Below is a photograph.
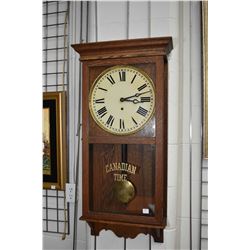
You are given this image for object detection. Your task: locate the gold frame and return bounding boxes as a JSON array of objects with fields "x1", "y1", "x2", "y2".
[
  {"x1": 202, "y1": 1, "x2": 208, "y2": 159},
  {"x1": 43, "y1": 91, "x2": 67, "y2": 190},
  {"x1": 89, "y1": 65, "x2": 156, "y2": 136}
]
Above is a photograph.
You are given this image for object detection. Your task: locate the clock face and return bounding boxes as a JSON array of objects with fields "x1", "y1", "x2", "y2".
[{"x1": 89, "y1": 66, "x2": 155, "y2": 135}]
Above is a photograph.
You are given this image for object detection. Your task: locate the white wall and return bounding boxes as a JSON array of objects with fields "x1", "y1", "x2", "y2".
[{"x1": 43, "y1": 1, "x2": 203, "y2": 250}]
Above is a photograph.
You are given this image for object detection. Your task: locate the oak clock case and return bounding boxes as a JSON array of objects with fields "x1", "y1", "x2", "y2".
[{"x1": 72, "y1": 37, "x2": 173, "y2": 243}]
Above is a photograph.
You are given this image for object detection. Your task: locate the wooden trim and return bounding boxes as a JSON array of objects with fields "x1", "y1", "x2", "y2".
[
  {"x1": 154, "y1": 56, "x2": 165, "y2": 222},
  {"x1": 88, "y1": 136, "x2": 156, "y2": 145},
  {"x1": 72, "y1": 37, "x2": 173, "y2": 61},
  {"x1": 87, "y1": 221, "x2": 164, "y2": 242},
  {"x1": 82, "y1": 64, "x2": 90, "y2": 214},
  {"x1": 81, "y1": 212, "x2": 163, "y2": 226}
]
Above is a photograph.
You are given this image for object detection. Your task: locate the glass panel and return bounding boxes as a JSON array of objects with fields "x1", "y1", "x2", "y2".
[{"x1": 89, "y1": 144, "x2": 155, "y2": 216}]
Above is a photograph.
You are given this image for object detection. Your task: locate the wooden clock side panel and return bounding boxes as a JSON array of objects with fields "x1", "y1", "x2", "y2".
[
  {"x1": 154, "y1": 56, "x2": 168, "y2": 224},
  {"x1": 82, "y1": 63, "x2": 90, "y2": 215},
  {"x1": 163, "y1": 60, "x2": 169, "y2": 219}
]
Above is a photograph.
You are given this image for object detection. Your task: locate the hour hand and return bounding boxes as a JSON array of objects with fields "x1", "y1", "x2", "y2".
[
  {"x1": 120, "y1": 94, "x2": 137, "y2": 102},
  {"x1": 120, "y1": 98, "x2": 150, "y2": 104},
  {"x1": 121, "y1": 99, "x2": 140, "y2": 104},
  {"x1": 120, "y1": 98, "x2": 138, "y2": 103}
]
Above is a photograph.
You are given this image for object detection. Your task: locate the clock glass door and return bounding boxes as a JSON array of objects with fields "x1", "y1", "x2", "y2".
[{"x1": 89, "y1": 143, "x2": 156, "y2": 216}]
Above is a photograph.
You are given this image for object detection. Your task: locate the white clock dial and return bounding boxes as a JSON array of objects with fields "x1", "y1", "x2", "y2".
[{"x1": 89, "y1": 66, "x2": 155, "y2": 135}]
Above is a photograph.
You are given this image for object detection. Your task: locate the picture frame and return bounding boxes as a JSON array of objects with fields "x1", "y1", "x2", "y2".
[
  {"x1": 43, "y1": 91, "x2": 67, "y2": 190},
  {"x1": 202, "y1": 1, "x2": 208, "y2": 159}
]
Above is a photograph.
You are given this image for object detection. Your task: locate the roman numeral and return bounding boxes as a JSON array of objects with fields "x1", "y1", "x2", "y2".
[
  {"x1": 107, "y1": 75, "x2": 115, "y2": 85},
  {"x1": 120, "y1": 119, "x2": 125, "y2": 129},
  {"x1": 94, "y1": 98, "x2": 105, "y2": 104},
  {"x1": 141, "y1": 97, "x2": 151, "y2": 102},
  {"x1": 106, "y1": 115, "x2": 115, "y2": 126},
  {"x1": 98, "y1": 87, "x2": 108, "y2": 92},
  {"x1": 137, "y1": 83, "x2": 147, "y2": 91},
  {"x1": 97, "y1": 106, "x2": 107, "y2": 117},
  {"x1": 131, "y1": 74, "x2": 137, "y2": 84},
  {"x1": 119, "y1": 71, "x2": 126, "y2": 81},
  {"x1": 137, "y1": 106, "x2": 148, "y2": 117},
  {"x1": 131, "y1": 117, "x2": 137, "y2": 125}
]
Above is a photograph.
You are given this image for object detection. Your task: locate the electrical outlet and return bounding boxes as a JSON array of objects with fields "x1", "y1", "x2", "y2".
[{"x1": 66, "y1": 183, "x2": 76, "y2": 203}]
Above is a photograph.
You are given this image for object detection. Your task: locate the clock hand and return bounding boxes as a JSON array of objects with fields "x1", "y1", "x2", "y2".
[
  {"x1": 132, "y1": 99, "x2": 140, "y2": 104},
  {"x1": 120, "y1": 98, "x2": 135, "y2": 103},
  {"x1": 120, "y1": 95, "x2": 137, "y2": 102},
  {"x1": 134, "y1": 90, "x2": 151, "y2": 97},
  {"x1": 120, "y1": 90, "x2": 151, "y2": 102},
  {"x1": 119, "y1": 99, "x2": 146, "y2": 104}
]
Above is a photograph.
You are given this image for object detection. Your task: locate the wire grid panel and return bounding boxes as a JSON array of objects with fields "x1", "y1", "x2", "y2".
[
  {"x1": 43, "y1": 1, "x2": 69, "y2": 92},
  {"x1": 200, "y1": 160, "x2": 208, "y2": 249},
  {"x1": 43, "y1": 1, "x2": 70, "y2": 235},
  {"x1": 43, "y1": 189, "x2": 69, "y2": 234}
]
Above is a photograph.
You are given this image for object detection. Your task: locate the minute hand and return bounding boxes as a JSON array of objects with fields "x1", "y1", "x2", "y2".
[{"x1": 120, "y1": 90, "x2": 151, "y2": 102}]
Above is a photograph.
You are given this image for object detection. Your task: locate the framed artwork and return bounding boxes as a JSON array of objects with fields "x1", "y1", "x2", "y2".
[
  {"x1": 43, "y1": 91, "x2": 67, "y2": 190},
  {"x1": 202, "y1": 1, "x2": 208, "y2": 159}
]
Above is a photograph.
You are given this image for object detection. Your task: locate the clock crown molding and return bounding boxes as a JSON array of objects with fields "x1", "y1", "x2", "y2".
[{"x1": 71, "y1": 37, "x2": 173, "y2": 61}]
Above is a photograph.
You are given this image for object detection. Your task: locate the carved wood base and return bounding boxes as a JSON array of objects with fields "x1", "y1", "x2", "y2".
[{"x1": 87, "y1": 221, "x2": 164, "y2": 243}]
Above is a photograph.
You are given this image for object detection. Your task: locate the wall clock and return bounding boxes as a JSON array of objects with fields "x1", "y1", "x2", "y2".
[{"x1": 72, "y1": 37, "x2": 173, "y2": 242}]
